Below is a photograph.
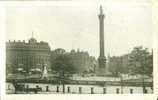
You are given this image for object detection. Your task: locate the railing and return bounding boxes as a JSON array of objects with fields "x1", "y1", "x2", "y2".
[
  {"x1": 6, "y1": 78, "x2": 153, "y2": 87},
  {"x1": 7, "y1": 83, "x2": 153, "y2": 94}
]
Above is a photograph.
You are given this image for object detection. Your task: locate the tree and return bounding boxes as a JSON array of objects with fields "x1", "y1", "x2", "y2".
[
  {"x1": 50, "y1": 48, "x2": 66, "y2": 71},
  {"x1": 52, "y1": 53, "x2": 75, "y2": 93},
  {"x1": 53, "y1": 54, "x2": 75, "y2": 75},
  {"x1": 128, "y1": 46, "x2": 153, "y2": 93},
  {"x1": 128, "y1": 46, "x2": 153, "y2": 77}
]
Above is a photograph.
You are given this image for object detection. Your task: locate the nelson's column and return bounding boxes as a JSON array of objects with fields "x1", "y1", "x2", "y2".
[{"x1": 97, "y1": 6, "x2": 106, "y2": 76}]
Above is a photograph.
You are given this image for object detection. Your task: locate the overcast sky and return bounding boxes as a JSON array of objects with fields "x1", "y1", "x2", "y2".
[{"x1": 6, "y1": 2, "x2": 152, "y2": 58}]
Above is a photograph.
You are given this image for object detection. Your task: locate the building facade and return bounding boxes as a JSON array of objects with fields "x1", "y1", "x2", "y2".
[
  {"x1": 6, "y1": 37, "x2": 51, "y2": 75},
  {"x1": 50, "y1": 49, "x2": 97, "y2": 74},
  {"x1": 69, "y1": 49, "x2": 97, "y2": 73}
]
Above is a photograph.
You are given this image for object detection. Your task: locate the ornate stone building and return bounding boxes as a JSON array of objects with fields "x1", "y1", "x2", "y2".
[{"x1": 6, "y1": 36, "x2": 51, "y2": 74}]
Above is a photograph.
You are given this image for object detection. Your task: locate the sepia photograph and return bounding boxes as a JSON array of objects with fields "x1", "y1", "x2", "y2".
[{"x1": 4, "y1": 2, "x2": 153, "y2": 95}]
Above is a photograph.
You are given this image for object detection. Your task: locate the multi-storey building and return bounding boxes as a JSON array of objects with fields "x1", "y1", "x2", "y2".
[
  {"x1": 69, "y1": 49, "x2": 97, "y2": 73},
  {"x1": 6, "y1": 36, "x2": 51, "y2": 74}
]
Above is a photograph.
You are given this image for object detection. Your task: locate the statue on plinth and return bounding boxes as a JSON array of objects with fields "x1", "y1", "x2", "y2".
[{"x1": 41, "y1": 64, "x2": 48, "y2": 79}]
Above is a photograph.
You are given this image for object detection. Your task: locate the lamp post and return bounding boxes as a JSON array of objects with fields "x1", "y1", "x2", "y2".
[
  {"x1": 142, "y1": 58, "x2": 146, "y2": 93},
  {"x1": 62, "y1": 70, "x2": 65, "y2": 93},
  {"x1": 119, "y1": 72, "x2": 123, "y2": 94},
  {"x1": 142, "y1": 70, "x2": 145, "y2": 93},
  {"x1": 136, "y1": 61, "x2": 145, "y2": 93}
]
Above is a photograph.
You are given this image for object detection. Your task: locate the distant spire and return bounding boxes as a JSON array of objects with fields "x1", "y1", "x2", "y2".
[
  {"x1": 100, "y1": 5, "x2": 103, "y2": 14},
  {"x1": 29, "y1": 31, "x2": 37, "y2": 43}
]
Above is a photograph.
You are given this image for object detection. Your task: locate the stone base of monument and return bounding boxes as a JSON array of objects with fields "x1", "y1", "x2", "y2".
[
  {"x1": 96, "y1": 67, "x2": 111, "y2": 76},
  {"x1": 96, "y1": 67, "x2": 106, "y2": 76}
]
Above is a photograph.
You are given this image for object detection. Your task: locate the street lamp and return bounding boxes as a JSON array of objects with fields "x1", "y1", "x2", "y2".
[
  {"x1": 142, "y1": 59, "x2": 146, "y2": 93},
  {"x1": 136, "y1": 61, "x2": 146, "y2": 93},
  {"x1": 119, "y1": 72, "x2": 123, "y2": 94},
  {"x1": 62, "y1": 70, "x2": 65, "y2": 93}
]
